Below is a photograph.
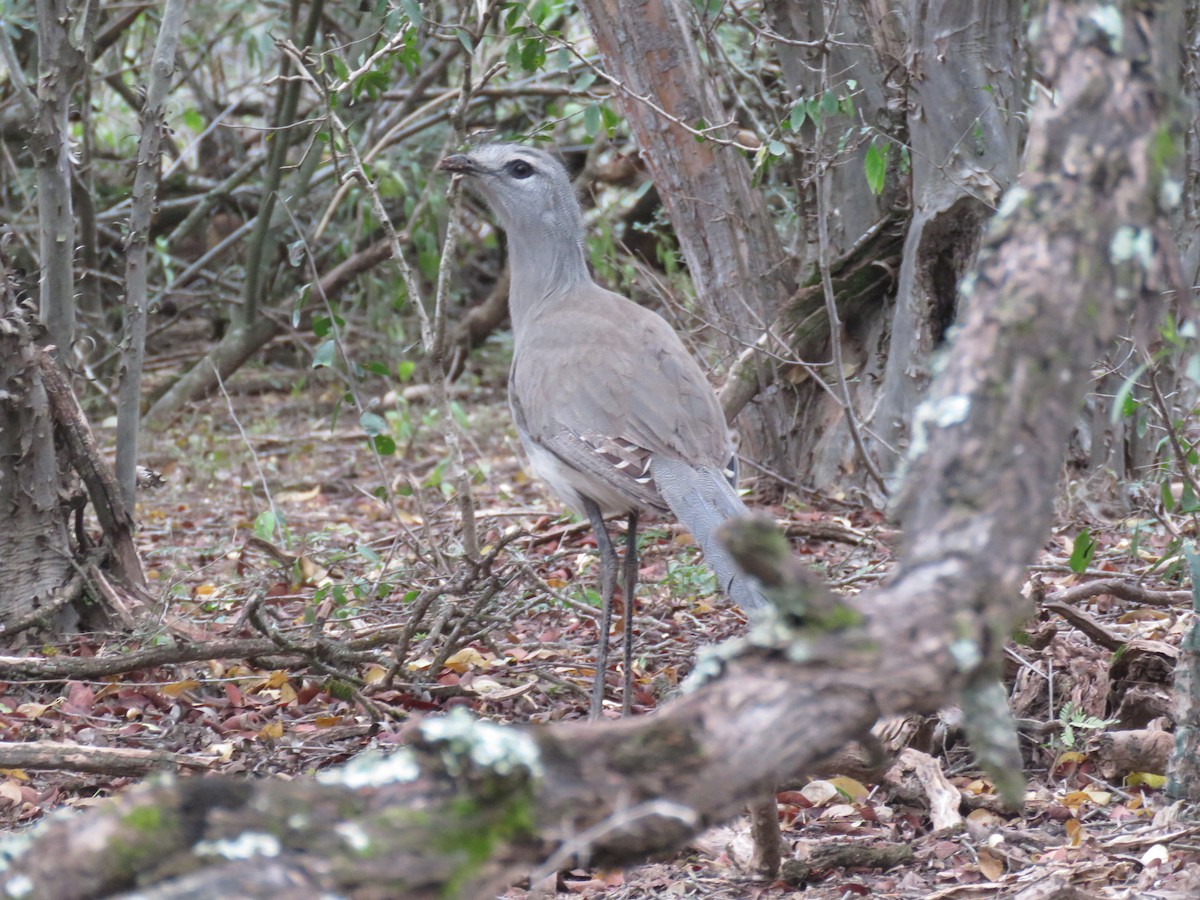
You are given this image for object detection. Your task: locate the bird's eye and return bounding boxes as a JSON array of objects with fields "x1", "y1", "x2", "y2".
[{"x1": 507, "y1": 160, "x2": 534, "y2": 179}]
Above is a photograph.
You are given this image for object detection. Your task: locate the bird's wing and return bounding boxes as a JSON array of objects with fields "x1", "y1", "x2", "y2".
[{"x1": 511, "y1": 285, "x2": 734, "y2": 468}]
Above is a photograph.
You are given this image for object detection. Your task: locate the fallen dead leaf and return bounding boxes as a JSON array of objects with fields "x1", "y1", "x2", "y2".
[{"x1": 977, "y1": 846, "x2": 1005, "y2": 882}]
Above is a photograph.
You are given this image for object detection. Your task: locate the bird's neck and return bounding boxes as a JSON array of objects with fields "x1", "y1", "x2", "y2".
[{"x1": 506, "y1": 228, "x2": 592, "y2": 336}]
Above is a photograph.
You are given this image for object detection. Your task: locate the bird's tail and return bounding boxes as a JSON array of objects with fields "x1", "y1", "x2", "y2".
[{"x1": 651, "y1": 457, "x2": 768, "y2": 611}]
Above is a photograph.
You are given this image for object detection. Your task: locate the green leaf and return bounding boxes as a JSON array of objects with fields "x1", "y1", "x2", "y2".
[
  {"x1": 1162, "y1": 478, "x2": 1176, "y2": 512},
  {"x1": 396, "y1": 360, "x2": 416, "y2": 382},
  {"x1": 1110, "y1": 360, "x2": 1150, "y2": 423},
  {"x1": 372, "y1": 434, "x2": 397, "y2": 456},
  {"x1": 1121, "y1": 391, "x2": 1140, "y2": 418},
  {"x1": 456, "y1": 28, "x2": 473, "y2": 54},
  {"x1": 787, "y1": 101, "x2": 807, "y2": 132},
  {"x1": 1069, "y1": 530, "x2": 1096, "y2": 574},
  {"x1": 360, "y1": 412, "x2": 388, "y2": 436},
  {"x1": 768, "y1": 140, "x2": 787, "y2": 157},
  {"x1": 1182, "y1": 480, "x2": 1200, "y2": 513},
  {"x1": 1187, "y1": 353, "x2": 1200, "y2": 385},
  {"x1": 313, "y1": 314, "x2": 344, "y2": 338},
  {"x1": 364, "y1": 361, "x2": 390, "y2": 377},
  {"x1": 312, "y1": 340, "x2": 336, "y2": 369},
  {"x1": 503, "y1": 3, "x2": 523, "y2": 31},
  {"x1": 253, "y1": 509, "x2": 277, "y2": 541},
  {"x1": 505, "y1": 41, "x2": 522, "y2": 73},
  {"x1": 519, "y1": 38, "x2": 545, "y2": 71},
  {"x1": 400, "y1": 0, "x2": 422, "y2": 25},
  {"x1": 600, "y1": 104, "x2": 620, "y2": 135},
  {"x1": 1182, "y1": 542, "x2": 1200, "y2": 612},
  {"x1": 583, "y1": 103, "x2": 600, "y2": 137},
  {"x1": 864, "y1": 140, "x2": 887, "y2": 195},
  {"x1": 182, "y1": 108, "x2": 205, "y2": 132}
]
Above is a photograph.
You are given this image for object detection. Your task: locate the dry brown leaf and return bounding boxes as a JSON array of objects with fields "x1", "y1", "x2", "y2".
[
  {"x1": 977, "y1": 846, "x2": 1005, "y2": 882},
  {"x1": 828, "y1": 776, "x2": 870, "y2": 802},
  {"x1": 0, "y1": 781, "x2": 23, "y2": 806},
  {"x1": 444, "y1": 647, "x2": 488, "y2": 673},
  {"x1": 161, "y1": 679, "x2": 200, "y2": 698},
  {"x1": 1064, "y1": 818, "x2": 1084, "y2": 847}
]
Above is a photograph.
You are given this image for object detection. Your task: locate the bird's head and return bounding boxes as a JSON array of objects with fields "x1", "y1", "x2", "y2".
[{"x1": 438, "y1": 143, "x2": 583, "y2": 239}]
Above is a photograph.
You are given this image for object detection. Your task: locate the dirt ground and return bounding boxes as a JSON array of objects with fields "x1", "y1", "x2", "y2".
[{"x1": 2, "y1": 340, "x2": 1199, "y2": 898}]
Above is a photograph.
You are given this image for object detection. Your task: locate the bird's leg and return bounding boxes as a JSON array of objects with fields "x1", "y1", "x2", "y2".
[
  {"x1": 583, "y1": 497, "x2": 616, "y2": 720},
  {"x1": 621, "y1": 511, "x2": 639, "y2": 717}
]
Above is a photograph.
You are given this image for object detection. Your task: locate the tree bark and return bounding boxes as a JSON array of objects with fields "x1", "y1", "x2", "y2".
[
  {"x1": 0, "y1": 296, "x2": 74, "y2": 633},
  {"x1": 0, "y1": 2, "x2": 1180, "y2": 896},
  {"x1": 869, "y1": 0, "x2": 1026, "y2": 482},
  {"x1": 115, "y1": 0, "x2": 189, "y2": 510},
  {"x1": 578, "y1": 1, "x2": 1029, "y2": 495},
  {"x1": 32, "y1": 0, "x2": 83, "y2": 355}
]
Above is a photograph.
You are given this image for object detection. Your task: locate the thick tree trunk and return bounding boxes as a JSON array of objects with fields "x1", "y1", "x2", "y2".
[
  {"x1": 0, "y1": 271, "x2": 148, "y2": 639},
  {"x1": 0, "y1": 298, "x2": 75, "y2": 633},
  {"x1": 763, "y1": 0, "x2": 1027, "y2": 493},
  {"x1": 0, "y1": 2, "x2": 1180, "y2": 895},
  {"x1": 582, "y1": 0, "x2": 1027, "y2": 497},
  {"x1": 869, "y1": 0, "x2": 1026, "y2": 482},
  {"x1": 767, "y1": 0, "x2": 903, "y2": 261}
]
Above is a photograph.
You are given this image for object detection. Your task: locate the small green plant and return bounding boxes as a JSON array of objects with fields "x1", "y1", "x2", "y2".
[
  {"x1": 664, "y1": 552, "x2": 716, "y2": 600},
  {"x1": 1055, "y1": 701, "x2": 1114, "y2": 751},
  {"x1": 1068, "y1": 529, "x2": 1096, "y2": 573}
]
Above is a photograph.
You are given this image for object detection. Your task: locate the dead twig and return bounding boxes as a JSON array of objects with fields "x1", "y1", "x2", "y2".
[
  {"x1": 1044, "y1": 577, "x2": 1192, "y2": 608},
  {"x1": 0, "y1": 741, "x2": 212, "y2": 777}
]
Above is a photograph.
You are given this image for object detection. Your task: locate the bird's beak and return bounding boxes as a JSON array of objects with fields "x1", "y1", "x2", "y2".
[{"x1": 438, "y1": 154, "x2": 478, "y2": 176}]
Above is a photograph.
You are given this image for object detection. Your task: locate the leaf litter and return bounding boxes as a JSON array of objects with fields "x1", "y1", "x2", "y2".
[{"x1": 0, "y1": 364, "x2": 1197, "y2": 898}]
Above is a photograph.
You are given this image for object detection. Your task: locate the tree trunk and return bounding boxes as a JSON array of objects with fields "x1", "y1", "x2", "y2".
[
  {"x1": 0, "y1": 296, "x2": 76, "y2": 633},
  {"x1": 581, "y1": 0, "x2": 1027, "y2": 497},
  {"x1": 115, "y1": 0, "x2": 188, "y2": 510},
  {"x1": 0, "y1": 268, "x2": 149, "y2": 639},
  {"x1": 869, "y1": 0, "x2": 1026, "y2": 474},
  {"x1": 32, "y1": 0, "x2": 82, "y2": 356},
  {"x1": 0, "y1": 2, "x2": 1180, "y2": 894}
]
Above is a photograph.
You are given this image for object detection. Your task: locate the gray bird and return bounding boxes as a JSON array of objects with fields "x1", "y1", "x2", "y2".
[{"x1": 439, "y1": 143, "x2": 765, "y2": 718}]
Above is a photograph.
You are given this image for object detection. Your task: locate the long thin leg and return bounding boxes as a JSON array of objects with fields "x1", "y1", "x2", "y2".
[
  {"x1": 582, "y1": 497, "x2": 616, "y2": 720},
  {"x1": 620, "y1": 511, "x2": 639, "y2": 717},
  {"x1": 748, "y1": 793, "x2": 782, "y2": 877}
]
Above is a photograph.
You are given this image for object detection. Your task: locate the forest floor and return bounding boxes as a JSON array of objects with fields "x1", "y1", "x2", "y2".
[{"x1": 3, "y1": 337, "x2": 1200, "y2": 898}]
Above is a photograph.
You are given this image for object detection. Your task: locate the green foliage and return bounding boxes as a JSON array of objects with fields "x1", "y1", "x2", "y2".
[
  {"x1": 1054, "y1": 701, "x2": 1114, "y2": 752},
  {"x1": 1068, "y1": 529, "x2": 1095, "y2": 574},
  {"x1": 1185, "y1": 541, "x2": 1200, "y2": 610},
  {"x1": 253, "y1": 509, "x2": 279, "y2": 542},
  {"x1": 665, "y1": 553, "x2": 717, "y2": 599},
  {"x1": 864, "y1": 139, "x2": 888, "y2": 195},
  {"x1": 1110, "y1": 317, "x2": 1200, "y2": 579},
  {"x1": 784, "y1": 85, "x2": 856, "y2": 133}
]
